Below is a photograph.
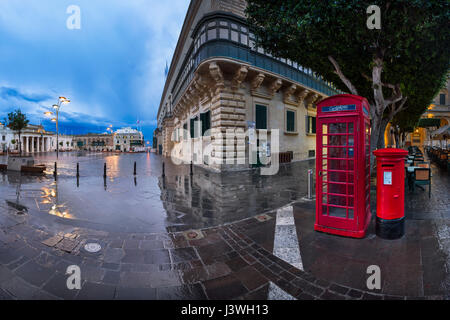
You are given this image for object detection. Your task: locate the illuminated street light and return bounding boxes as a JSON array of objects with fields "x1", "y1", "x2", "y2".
[{"x1": 48, "y1": 97, "x2": 70, "y2": 158}]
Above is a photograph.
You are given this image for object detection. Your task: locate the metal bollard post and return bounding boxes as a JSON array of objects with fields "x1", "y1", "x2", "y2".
[
  {"x1": 103, "y1": 163, "x2": 107, "y2": 178},
  {"x1": 190, "y1": 161, "x2": 193, "y2": 176},
  {"x1": 76, "y1": 163, "x2": 79, "y2": 177},
  {"x1": 54, "y1": 162, "x2": 57, "y2": 177},
  {"x1": 134, "y1": 161, "x2": 137, "y2": 176},
  {"x1": 307, "y1": 169, "x2": 313, "y2": 199}
]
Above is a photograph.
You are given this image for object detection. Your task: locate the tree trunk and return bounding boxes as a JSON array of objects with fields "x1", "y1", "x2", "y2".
[
  {"x1": 393, "y1": 126, "x2": 400, "y2": 148},
  {"x1": 400, "y1": 132, "x2": 407, "y2": 148},
  {"x1": 18, "y1": 132, "x2": 22, "y2": 156},
  {"x1": 378, "y1": 118, "x2": 389, "y2": 149},
  {"x1": 369, "y1": 114, "x2": 381, "y2": 174}
]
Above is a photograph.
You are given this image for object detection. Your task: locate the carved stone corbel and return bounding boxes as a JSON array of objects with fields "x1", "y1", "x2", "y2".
[
  {"x1": 312, "y1": 94, "x2": 324, "y2": 108},
  {"x1": 231, "y1": 66, "x2": 248, "y2": 91},
  {"x1": 268, "y1": 78, "x2": 282, "y2": 96},
  {"x1": 209, "y1": 62, "x2": 224, "y2": 90},
  {"x1": 283, "y1": 84, "x2": 297, "y2": 103},
  {"x1": 251, "y1": 73, "x2": 265, "y2": 91},
  {"x1": 305, "y1": 92, "x2": 319, "y2": 109},
  {"x1": 297, "y1": 89, "x2": 310, "y2": 107}
]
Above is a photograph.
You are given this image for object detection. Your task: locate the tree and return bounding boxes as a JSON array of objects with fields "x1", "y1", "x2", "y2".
[
  {"x1": 390, "y1": 74, "x2": 447, "y2": 147},
  {"x1": 4, "y1": 109, "x2": 29, "y2": 155},
  {"x1": 246, "y1": 0, "x2": 450, "y2": 166}
]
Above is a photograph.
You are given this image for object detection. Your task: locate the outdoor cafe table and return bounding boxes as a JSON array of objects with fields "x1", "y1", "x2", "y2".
[
  {"x1": 406, "y1": 166, "x2": 421, "y2": 173},
  {"x1": 405, "y1": 165, "x2": 421, "y2": 191}
]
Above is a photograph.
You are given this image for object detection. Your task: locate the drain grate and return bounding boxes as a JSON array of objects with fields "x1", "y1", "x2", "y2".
[
  {"x1": 84, "y1": 242, "x2": 102, "y2": 253},
  {"x1": 183, "y1": 230, "x2": 204, "y2": 240}
]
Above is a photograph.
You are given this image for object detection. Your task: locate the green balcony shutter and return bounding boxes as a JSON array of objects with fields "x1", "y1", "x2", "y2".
[
  {"x1": 256, "y1": 105, "x2": 267, "y2": 129},
  {"x1": 190, "y1": 118, "x2": 195, "y2": 138},
  {"x1": 286, "y1": 110, "x2": 295, "y2": 132},
  {"x1": 200, "y1": 111, "x2": 211, "y2": 136},
  {"x1": 312, "y1": 116, "x2": 316, "y2": 133}
]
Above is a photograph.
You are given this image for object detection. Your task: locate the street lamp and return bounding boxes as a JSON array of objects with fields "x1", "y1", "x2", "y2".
[{"x1": 44, "y1": 96, "x2": 70, "y2": 158}]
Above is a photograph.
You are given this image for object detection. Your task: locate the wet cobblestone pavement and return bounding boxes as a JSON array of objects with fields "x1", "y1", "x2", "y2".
[{"x1": 0, "y1": 152, "x2": 448, "y2": 299}]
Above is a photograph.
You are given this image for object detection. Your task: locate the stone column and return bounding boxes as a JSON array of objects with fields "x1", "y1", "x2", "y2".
[
  {"x1": 24, "y1": 136, "x2": 28, "y2": 153},
  {"x1": 31, "y1": 136, "x2": 35, "y2": 153}
]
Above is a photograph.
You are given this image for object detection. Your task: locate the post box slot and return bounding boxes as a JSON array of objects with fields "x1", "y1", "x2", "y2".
[{"x1": 381, "y1": 164, "x2": 394, "y2": 167}]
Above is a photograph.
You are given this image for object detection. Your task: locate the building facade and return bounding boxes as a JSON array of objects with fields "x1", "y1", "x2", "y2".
[
  {"x1": 114, "y1": 127, "x2": 144, "y2": 152},
  {"x1": 156, "y1": 0, "x2": 340, "y2": 171},
  {"x1": 73, "y1": 133, "x2": 114, "y2": 152},
  {"x1": 418, "y1": 78, "x2": 450, "y2": 147},
  {"x1": 0, "y1": 123, "x2": 14, "y2": 153},
  {"x1": 0, "y1": 124, "x2": 71, "y2": 153}
]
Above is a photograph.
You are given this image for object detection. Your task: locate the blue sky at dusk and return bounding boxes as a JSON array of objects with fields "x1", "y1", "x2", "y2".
[{"x1": 0, "y1": 0, "x2": 190, "y2": 143}]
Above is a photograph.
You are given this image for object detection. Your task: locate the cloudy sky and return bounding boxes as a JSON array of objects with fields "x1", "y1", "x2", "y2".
[{"x1": 0, "y1": 0, "x2": 190, "y2": 143}]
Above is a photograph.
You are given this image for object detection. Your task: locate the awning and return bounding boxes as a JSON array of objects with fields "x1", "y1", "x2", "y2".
[
  {"x1": 430, "y1": 124, "x2": 450, "y2": 137},
  {"x1": 418, "y1": 118, "x2": 441, "y2": 127}
]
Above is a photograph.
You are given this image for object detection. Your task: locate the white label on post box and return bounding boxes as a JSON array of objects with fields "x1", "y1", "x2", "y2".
[{"x1": 383, "y1": 171, "x2": 392, "y2": 185}]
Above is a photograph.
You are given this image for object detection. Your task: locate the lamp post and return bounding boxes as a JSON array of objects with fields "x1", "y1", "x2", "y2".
[{"x1": 44, "y1": 97, "x2": 70, "y2": 159}]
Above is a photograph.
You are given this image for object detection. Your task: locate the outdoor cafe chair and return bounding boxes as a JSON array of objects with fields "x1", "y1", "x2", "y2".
[
  {"x1": 413, "y1": 167, "x2": 431, "y2": 198},
  {"x1": 417, "y1": 162, "x2": 430, "y2": 168}
]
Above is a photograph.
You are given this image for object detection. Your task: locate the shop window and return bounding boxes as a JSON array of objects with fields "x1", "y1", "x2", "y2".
[{"x1": 440, "y1": 94, "x2": 446, "y2": 105}]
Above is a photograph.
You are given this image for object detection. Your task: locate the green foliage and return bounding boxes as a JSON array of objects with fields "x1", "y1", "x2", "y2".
[
  {"x1": 392, "y1": 74, "x2": 448, "y2": 133},
  {"x1": 5, "y1": 109, "x2": 29, "y2": 133},
  {"x1": 4, "y1": 109, "x2": 29, "y2": 155},
  {"x1": 246, "y1": 0, "x2": 450, "y2": 120}
]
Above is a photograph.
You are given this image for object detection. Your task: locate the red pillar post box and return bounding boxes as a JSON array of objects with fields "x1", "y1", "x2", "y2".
[
  {"x1": 315, "y1": 94, "x2": 371, "y2": 238},
  {"x1": 373, "y1": 148, "x2": 408, "y2": 239}
]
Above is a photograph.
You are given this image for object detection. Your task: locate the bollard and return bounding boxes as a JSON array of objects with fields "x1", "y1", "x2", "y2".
[
  {"x1": 134, "y1": 161, "x2": 137, "y2": 176},
  {"x1": 103, "y1": 163, "x2": 107, "y2": 178},
  {"x1": 162, "y1": 162, "x2": 165, "y2": 177},
  {"x1": 54, "y1": 162, "x2": 57, "y2": 177},
  {"x1": 76, "y1": 163, "x2": 79, "y2": 177},
  {"x1": 76, "y1": 176, "x2": 79, "y2": 188},
  {"x1": 307, "y1": 169, "x2": 313, "y2": 199},
  {"x1": 190, "y1": 161, "x2": 193, "y2": 176}
]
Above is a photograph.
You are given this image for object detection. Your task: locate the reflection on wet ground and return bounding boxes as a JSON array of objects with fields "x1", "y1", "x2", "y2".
[{"x1": 0, "y1": 152, "x2": 315, "y2": 233}]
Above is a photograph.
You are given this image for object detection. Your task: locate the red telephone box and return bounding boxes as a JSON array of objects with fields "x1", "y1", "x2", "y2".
[{"x1": 315, "y1": 94, "x2": 371, "y2": 238}]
